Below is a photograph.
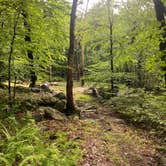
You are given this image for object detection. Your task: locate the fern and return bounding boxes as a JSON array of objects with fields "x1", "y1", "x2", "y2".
[{"x1": 0, "y1": 115, "x2": 82, "y2": 166}]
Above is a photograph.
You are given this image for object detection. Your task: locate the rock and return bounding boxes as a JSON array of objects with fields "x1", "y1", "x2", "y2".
[
  {"x1": 39, "y1": 93, "x2": 58, "y2": 106},
  {"x1": 31, "y1": 87, "x2": 40, "y2": 93},
  {"x1": 34, "y1": 114, "x2": 43, "y2": 122},
  {"x1": 38, "y1": 93, "x2": 66, "y2": 111},
  {"x1": 40, "y1": 84, "x2": 51, "y2": 92},
  {"x1": 54, "y1": 99, "x2": 66, "y2": 111},
  {"x1": 54, "y1": 92, "x2": 66, "y2": 100},
  {"x1": 16, "y1": 86, "x2": 30, "y2": 93},
  {"x1": 38, "y1": 107, "x2": 67, "y2": 120}
]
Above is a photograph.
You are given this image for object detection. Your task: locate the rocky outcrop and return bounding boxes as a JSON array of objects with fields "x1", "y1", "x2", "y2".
[
  {"x1": 34, "y1": 106, "x2": 67, "y2": 122},
  {"x1": 37, "y1": 93, "x2": 66, "y2": 111}
]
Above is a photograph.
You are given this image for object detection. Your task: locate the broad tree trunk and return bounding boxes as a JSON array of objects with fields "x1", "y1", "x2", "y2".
[
  {"x1": 22, "y1": 4, "x2": 37, "y2": 87},
  {"x1": 153, "y1": 0, "x2": 166, "y2": 85},
  {"x1": 66, "y1": 0, "x2": 78, "y2": 114}
]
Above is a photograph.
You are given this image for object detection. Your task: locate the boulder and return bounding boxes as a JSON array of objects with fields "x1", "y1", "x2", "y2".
[
  {"x1": 39, "y1": 93, "x2": 57, "y2": 106},
  {"x1": 38, "y1": 93, "x2": 66, "y2": 111},
  {"x1": 31, "y1": 87, "x2": 40, "y2": 93},
  {"x1": 40, "y1": 84, "x2": 51, "y2": 92},
  {"x1": 38, "y1": 107, "x2": 67, "y2": 120},
  {"x1": 53, "y1": 92, "x2": 66, "y2": 100},
  {"x1": 54, "y1": 99, "x2": 66, "y2": 111}
]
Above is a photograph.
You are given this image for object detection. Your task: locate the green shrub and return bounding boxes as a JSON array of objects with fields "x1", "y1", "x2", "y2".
[
  {"x1": 108, "y1": 90, "x2": 166, "y2": 136},
  {"x1": 0, "y1": 116, "x2": 82, "y2": 166}
]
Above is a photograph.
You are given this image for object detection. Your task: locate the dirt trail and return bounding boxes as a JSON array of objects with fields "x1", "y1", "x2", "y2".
[
  {"x1": 74, "y1": 87, "x2": 158, "y2": 166},
  {"x1": 40, "y1": 86, "x2": 159, "y2": 166}
]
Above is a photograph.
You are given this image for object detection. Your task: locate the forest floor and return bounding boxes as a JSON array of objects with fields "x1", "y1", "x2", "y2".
[
  {"x1": 0, "y1": 82, "x2": 165, "y2": 165},
  {"x1": 38, "y1": 85, "x2": 162, "y2": 166}
]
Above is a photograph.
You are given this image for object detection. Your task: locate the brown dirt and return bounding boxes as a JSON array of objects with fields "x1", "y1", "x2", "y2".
[{"x1": 38, "y1": 86, "x2": 159, "y2": 166}]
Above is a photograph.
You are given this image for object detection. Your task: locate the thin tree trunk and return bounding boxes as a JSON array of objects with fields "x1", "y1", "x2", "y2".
[
  {"x1": 110, "y1": 21, "x2": 114, "y2": 89},
  {"x1": 107, "y1": 0, "x2": 114, "y2": 89},
  {"x1": 13, "y1": 76, "x2": 17, "y2": 99},
  {"x1": 81, "y1": 46, "x2": 85, "y2": 86},
  {"x1": 49, "y1": 65, "x2": 52, "y2": 82},
  {"x1": 8, "y1": 13, "x2": 19, "y2": 102},
  {"x1": 66, "y1": 0, "x2": 78, "y2": 114},
  {"x1": 22, "y1": 4, "x2": 37, "y2": 87}
]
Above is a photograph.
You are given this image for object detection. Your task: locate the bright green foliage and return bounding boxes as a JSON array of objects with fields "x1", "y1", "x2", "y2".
[
  {"x1": 77, "y1": 0, "x2": 165, "y2": 87},
  {"x1": 108, "y1": 87, "x2": 166, "y2": 136},
  {"x1": 0, "y1": 0, "x2": 70, "y2": 83},
  {"x1": 0, "y1": 116, "x2": 82, "y2": 166}
]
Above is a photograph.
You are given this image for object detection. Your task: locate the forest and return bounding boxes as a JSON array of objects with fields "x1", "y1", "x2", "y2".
[{"x1": 0, "y1": 0, "x2": 166, "y2": 165}]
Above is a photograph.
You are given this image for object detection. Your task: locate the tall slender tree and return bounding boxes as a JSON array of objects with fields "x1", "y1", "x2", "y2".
[
  {"x1": 8, "y1": 12, "x2": 20, "y2": 102},
  {"x1": 22, "y1": 1, "x2": 37, "y2": 87},
  {"x1": 107, "y1": 0, "x2": 114, "y2": 89},
  {"x1": 80, "y1": 0, "x2": 89, "y2": 87},
  {"x1": 66, "y1": 0, "x2": 78, "y2": 114}
]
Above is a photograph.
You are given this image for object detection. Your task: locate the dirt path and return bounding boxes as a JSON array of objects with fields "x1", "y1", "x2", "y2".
[
  {"x1": 75, "y1": 87, "x2": 158, "y2": 166},
  {"x1": 40, "y1": 86, "x2": 159, "y2": 166}
]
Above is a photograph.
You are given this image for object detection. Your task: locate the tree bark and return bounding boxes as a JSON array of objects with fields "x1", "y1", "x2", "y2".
[
  {"x1": 107, "y1": 0, "x2": 114, "y2": 90},
  {"x1": 153, "y1": 0, "x2": 166, "y2": 84},
  {"x1": 80, "y1": 0, "x2": 89, "y2": 87},
  {"x1": 110, "y1": 21, "x2": 114, "y2": 89},
  {"x1": 22, "y1": 4, "x2": 37, "y2": 87},
  {"x1": 66, "y1": 0, "x2": 78, "y2": 114},
  {"x1": 8, "y1": 13, "x2": 19, "y2": 102},
  {"x1": 81, "y1": 46, "x2": 85, "y2": 86}
]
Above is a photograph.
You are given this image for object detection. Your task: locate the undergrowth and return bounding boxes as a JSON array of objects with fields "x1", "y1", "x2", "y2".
[
  {"x1": 106, "y1": 88, "x2": 166, "y2": 139},
  {"x1": 0, "y1": 114, "x2": 82, "y2": 166}
]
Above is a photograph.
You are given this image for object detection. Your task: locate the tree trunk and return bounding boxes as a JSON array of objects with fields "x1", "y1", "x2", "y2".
[
  {"x1": 22, "y1": 4, "x2": 37, "y2": 87},
  {"x1": 8, "y1": 13, "x2": 19, "y2": 102},
  {"x1": 107, "y1": 0, "x2": 114, "y2": 90},
  {"x1": 81, "y1": 46, "x2": 85, "y2": 86},
  {"x1": 13, "y1": 76, "x2": 17, "y2": 99},
  {"x1": 110, "y1": 21, "x2": 114, "y2": 90},
  {"x1": 66, "y1": 0, "x2": 78, "y2": 114},
  {"x1": 80, "y1": 0, "x2": 89, "y2": 87},
  {"x1": 153, "y1": 0, "x2": 166, "y2": 85}
]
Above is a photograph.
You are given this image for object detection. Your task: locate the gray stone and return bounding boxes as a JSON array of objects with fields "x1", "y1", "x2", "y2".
[
  {"x1": 54, "y1": 99, "x2": 66, "y2": 111},
  {"x1": 54, "y1": 92, "x2": 66, "y2": 100},
  {"x1": 37, "y1": 93, "x2": 66, "y2": 111},
  {"x1": 31, "y1": 88, "x2": 40, "y2": 93},
  {"x1": 40, "y1": 84, "x2": 51, "y2": 92},
  {"x1": 38, "y1": 107, "x2": 67, "y2": 120},
  {"x1": 39, "y1": 93, "x2": 57, "y2": 106}
]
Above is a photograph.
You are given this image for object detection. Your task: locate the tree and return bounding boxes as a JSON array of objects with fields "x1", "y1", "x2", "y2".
[
  {"x1": 22, "y1": 0, "x2": 37, "y2": 87},
  {"x1": 0, "y1": 0, "x2": 70, "y2": 100},
  {"x1": 107, "y1": 0, "x2": 114, "y2": 89},
  {"x1": 66, "y1": 0, "x2": 78, "y2": 114}
]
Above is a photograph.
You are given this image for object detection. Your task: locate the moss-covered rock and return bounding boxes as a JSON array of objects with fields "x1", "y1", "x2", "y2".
[
  {"x1": 53, "y1": 92, "x2": 66, "y2": 100},
  {"x1": 38, "y1": 107, "x2": 67, "y2": 120}
]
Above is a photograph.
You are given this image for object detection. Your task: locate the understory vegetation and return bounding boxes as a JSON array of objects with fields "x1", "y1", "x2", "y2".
[{"x1": 0, "y1": 115, "x2": 82, "y2": 166}]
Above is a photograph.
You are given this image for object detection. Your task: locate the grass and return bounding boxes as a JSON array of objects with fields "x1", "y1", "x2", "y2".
[{"x1": 75, "y1": 93, "x2": 93, "y2": 101}]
